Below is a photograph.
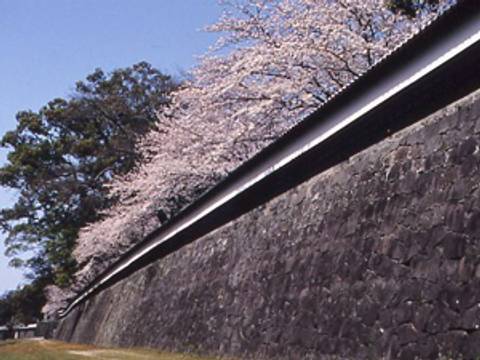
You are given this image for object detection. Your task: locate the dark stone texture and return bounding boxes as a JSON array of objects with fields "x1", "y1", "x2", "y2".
[{"x1": 56, "y1": 90, "x2": 480, "y2": 359}]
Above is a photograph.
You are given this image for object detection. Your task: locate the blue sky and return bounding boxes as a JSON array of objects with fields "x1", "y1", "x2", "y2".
[{"x1": 0, "y1": 0, "x2": 222, "y2": 294}]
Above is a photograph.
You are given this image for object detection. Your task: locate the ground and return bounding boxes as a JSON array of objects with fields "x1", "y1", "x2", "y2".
[{"x1": 0, "y1": 339, "x2": 220, "y2": 360}]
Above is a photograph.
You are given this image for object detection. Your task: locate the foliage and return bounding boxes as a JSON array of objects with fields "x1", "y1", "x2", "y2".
[
  {"x1": 67, "y1": 0, "x2": 442, "y2": 298},
  {"x1": 44, "y1": 0, "x2": 450, "y2": 315},
  {"x1": 387, "y1": 0, "x2": 451, "y2": 17},
  {"x1": 0, "y1": 277, "x2": 49, "y2": 325},
  {"x1": 0, "y1": 62, "x2": 177, "y2": 287}
]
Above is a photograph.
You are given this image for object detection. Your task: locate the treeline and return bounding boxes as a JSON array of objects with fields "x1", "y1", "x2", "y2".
[
  {"x1": 0, "y1": 63, "x2": 177, "y2": 323},
  {"x1": 0, "y1": 0, "x2": 445, "y2": 324}
]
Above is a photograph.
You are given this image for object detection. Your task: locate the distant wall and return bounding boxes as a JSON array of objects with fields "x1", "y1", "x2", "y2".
[
  {"x1": 55, "y1": 89, "x2": 480, "y2": 359},
  {"x1": 35, "y1": 321, "x2": 57, "y2": 339},
  {"x1": 0, "y1": 329, "x2": 11, "y2": 341},
  {"x1": 14, "y1": 329, "x2": 35, "y2": 340}
]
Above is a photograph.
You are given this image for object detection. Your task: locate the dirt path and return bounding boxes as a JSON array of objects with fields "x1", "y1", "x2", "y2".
[
  {"x1": 68, "y1": 349, "x2": 151, "y2": 359},
  {"x1": 0, "y1": 339, "x2": 221, "y2": 360}
]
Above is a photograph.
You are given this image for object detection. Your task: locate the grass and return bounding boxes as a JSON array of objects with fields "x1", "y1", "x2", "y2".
[{"x1": 0, "y1": 339, "x2": 221, "y2": 360}]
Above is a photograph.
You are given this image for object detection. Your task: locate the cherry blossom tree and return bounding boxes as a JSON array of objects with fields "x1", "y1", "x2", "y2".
[
  {"x1": 43, "y1": 0, "x2": 450, "y2": 317},
  {"x1": 42, "y1": 285, "x2": 75, "y2": 319}
]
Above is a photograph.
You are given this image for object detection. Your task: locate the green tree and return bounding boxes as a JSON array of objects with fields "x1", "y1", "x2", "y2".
[
  {"x1": 0, "y1": 62, "x2": 177, "y2": 287},
  {"x1": 387, "y1": 0, "x2": 442, "y2": 16},
  {"x1": 0, "y1": 278, "x2": 48, "y2": 325}
]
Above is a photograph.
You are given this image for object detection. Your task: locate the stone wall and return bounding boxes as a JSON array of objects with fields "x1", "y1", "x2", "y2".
[{"x1": 56, "y1": 89, "x2": 480, "y2": 360}]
